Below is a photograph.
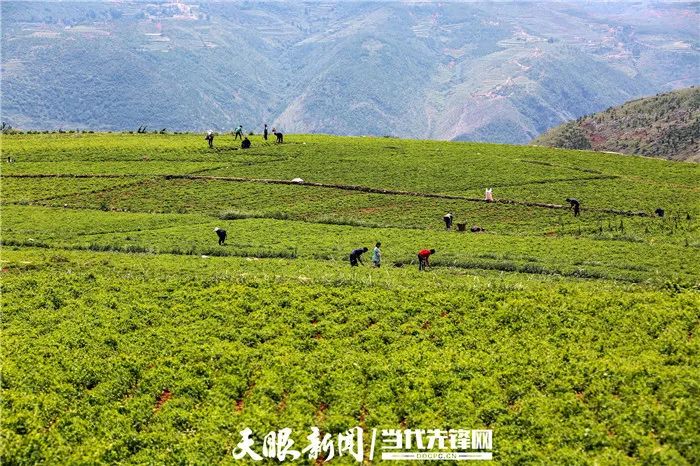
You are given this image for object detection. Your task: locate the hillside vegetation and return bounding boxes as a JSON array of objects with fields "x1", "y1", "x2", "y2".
[
  {"x1": 533, "y1": 87, "x2": 700, "y2": 162},
  {"x1": 1, "y1": 133, "x2": 699, "y2": 464}
]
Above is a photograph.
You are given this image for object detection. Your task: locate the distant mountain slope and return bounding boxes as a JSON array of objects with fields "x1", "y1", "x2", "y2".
[
  {"x1": 532, "y1": 87, "x2": 700, "y2": 162},
  {"x1": 1, "y1": 1, "x2": 699, "y2": 143}
]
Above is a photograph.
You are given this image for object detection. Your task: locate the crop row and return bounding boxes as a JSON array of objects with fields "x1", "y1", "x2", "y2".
[
  {"x1": 3, "y1": 206, "x2": 697, "y2": 286},
  {"x1": 1, "y1": 177, "x2": 142, "y2": 204},
  {"x1": 4, "y1": 133, "x2": 697, "y2": 217},
  {"x1": 18, "y1": 176, "x2": 696, "y2": 243},
  {"x1": 2, "y1": 248, "x2": 698, "y2": 464}
]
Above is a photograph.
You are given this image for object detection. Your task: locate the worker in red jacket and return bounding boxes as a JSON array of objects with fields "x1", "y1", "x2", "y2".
[{"x1": 417, "y1": 249, "x2": 436, "y2": 271}]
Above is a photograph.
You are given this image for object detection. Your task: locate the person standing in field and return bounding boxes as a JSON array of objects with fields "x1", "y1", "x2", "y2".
[
  {"x1": 234, "y1": 125, "x2": 243, "y2": 140},
  {"x1": 372, "y1": 242, "x2": 382, "y2": 268},
  {"x1": 349, "y1": 247, "x2": 368, "y2": 267},
  {"x1": 205, "y1": 130, "x2": 214, "y2": 148},
  {"x1": 263, "y1": 124, "x2": 269, "y2": 141},
  {"x1": 417, "y1": 248, "x2": 435, "y2": 271},
  {"x1": 443, "y1": 212, "x2": 453, "y2": 230}
]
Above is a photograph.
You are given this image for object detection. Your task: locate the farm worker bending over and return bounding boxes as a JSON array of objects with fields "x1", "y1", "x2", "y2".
[
  {"x1": 372, "y1": 242, "x2": 382, "y2": 268},
  {"x1": 418, "y1": 249, "x2": 435, "y2": 271},
  {"x1": 485, "y1": 188, "x2": 494, "y2": 202},
  {"x1": 349, "y1": 247, "x2": 368, "y2": 267},
  {"x1": 214, "y1": 227, "x2": 227, "y2": 245},
  {"x1": 241, "y1": 137, "x2": 251, "y2": 149},
  {"x1": 443, "y1": 212, "x2": 453, "y2": 230},
  {"x1": 566, "y1": 197, "x2": 581, "y2": 217}
]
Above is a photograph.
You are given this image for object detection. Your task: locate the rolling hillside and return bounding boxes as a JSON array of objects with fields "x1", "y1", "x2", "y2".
[
  {"x1": 532, "y1": 87, "x2": 700, "y2": 162},
  {"x1": 2, "y1": 1, "x2": 699, "y2": 143}
]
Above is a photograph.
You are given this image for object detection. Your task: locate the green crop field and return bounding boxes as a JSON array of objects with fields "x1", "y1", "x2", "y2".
[{"x1": 1, "y1": 133, "x2": 699, "y2": 465}]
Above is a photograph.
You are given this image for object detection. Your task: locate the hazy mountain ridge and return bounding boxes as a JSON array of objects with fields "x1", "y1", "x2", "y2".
[
  {"x1": 1, "y1": 1, "x2": 698, "y2": 142},
  {"x1": 532, "y1": 87, "x2": 700, "y2": 162}
]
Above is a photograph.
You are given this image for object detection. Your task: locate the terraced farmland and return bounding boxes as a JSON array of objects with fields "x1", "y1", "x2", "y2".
[{"x1": 1, "y1": 133, "x2": 698, "y2": 464}]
